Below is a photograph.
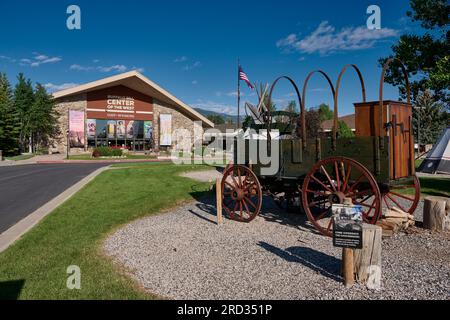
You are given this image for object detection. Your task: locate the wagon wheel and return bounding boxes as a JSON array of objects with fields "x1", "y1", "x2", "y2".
[
  {"x1": 221, "y1": 165, "x2": 262, "y2": 222},
  {"x1": 382, "y1": 174, "x2": 421, "y2": 214},
  {"x1": 301, "y1": 157, "x2": 382, "y2": 237}
]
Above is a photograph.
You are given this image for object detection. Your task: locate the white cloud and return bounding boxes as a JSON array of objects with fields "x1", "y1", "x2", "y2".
[
  {"x1": 97, "y1": 64, "x2": 127, "y2": 73},
  {"x1": 20, "y1": 53, "x2": 62, "y2": 67},
  {"x1": 183, "y1": 61, "x2": 202, "y2": 71},
  {"x1": 174, "y1": 56, "x2": 188, "y2": 63},
  {"x1": 0, "y1": 55, "x2": 16, "y2": 63},
  {"x1": 131, "y1": 66, "x2": 145, "y2": 73},
  {"x1": 70, "y1": 63, "x2": 144, "y2": 73},
  {"x1": 70, "y1": 64, "x2": 94, "y2": 71},
  {"x1": 44, "y1": 82, "x2": 79, "y2": 92},
  {"x1": 277, "y1": 21, "x2": 398, "y2": 55},
  {"x1": 191, "y1": 100, "x2": 237, "y2": 115}
]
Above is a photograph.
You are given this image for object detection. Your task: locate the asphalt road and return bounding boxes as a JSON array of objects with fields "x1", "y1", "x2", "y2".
[{"x1": 0, "y1": 164, "x2": 107, "y2": 234}]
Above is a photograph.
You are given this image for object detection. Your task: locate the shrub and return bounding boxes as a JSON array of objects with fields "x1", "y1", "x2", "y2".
[{"x1": 92, "y1": 147, "x2": 123, "y2": 157}]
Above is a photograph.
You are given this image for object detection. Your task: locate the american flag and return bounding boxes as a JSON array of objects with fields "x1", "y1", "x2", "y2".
[{"x1": 239, "y1": 66, "x2": 254, "y2": 90}]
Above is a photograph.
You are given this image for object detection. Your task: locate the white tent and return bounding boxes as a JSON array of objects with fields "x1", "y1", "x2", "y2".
[{"x1": 418, "y1": 126, "x2": 450, "y2": 174}]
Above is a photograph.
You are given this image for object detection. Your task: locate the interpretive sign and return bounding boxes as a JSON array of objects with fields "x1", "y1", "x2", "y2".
[{"x1": 332, "y1": 204, "x2": 363, "y2": 249}]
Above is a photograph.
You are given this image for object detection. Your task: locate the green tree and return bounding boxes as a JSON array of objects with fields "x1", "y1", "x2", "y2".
[
  {"x1": 337, "y1": 121, "x2": 355, "y2": 138},
  {"x1": 379, "y1": 0, "x2": 449, "y2": 105},
  {"x1": 207, "y1": 114, "x2": 225, "y2": 125},
  {"x1": 28, "y1": 83, "x2": 59, "y2": 152},
  {"x1": 318, "y1": 103, "x2": 333, "y2": 122},
  {"x1": 413, "y1": 90, "x2": 447, "y2": 145},
  {"x1": 0, "y1": 73, "x2": 20, "y2": 155},
  {"x1": 14, "y1": 73, "x2": 35, "y2": 152},
  {"x1": 284, "y1": 100, "x2": 297, "y2": 113},
  {"x1": 242, "y1": 116, "x2": 253, "y2": 130}
]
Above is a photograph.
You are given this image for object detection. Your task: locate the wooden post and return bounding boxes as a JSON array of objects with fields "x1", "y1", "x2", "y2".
[
  {"x1": 354, "y1": 223, "x2": 382, "y2": 290},
  {"x1": 216, "y1": 178, "x2": 223, "y2": 225},
  {"x1": 423, "y1": 196, "x2": 450, "y2": 232},
  {"x1": 342, "y1": 248, "x2": 354, "y2": 287}
]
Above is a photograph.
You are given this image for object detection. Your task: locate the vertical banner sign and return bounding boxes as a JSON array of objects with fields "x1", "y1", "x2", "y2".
[
  {"x1": 87, "y1": 119, "x2": 96, "y2": 138},
  {"x1": 107, "y1": 121, "x2": 116, "y2": 139},
  {"x1": 144, "y1": 121, "x2": 153, "y2": 139},
  {"x1": 160, "y1": 114, "x2": 172, "y2": 146},
  {"x1": 69, "y1": 110, "x2": 85, "y2": 148},
  {"x1": 117, "y1": 120, "x2": 126, "y2": 139},
  {"x1": 126, "y1": 120, "x2": 135, "y2": 139}
]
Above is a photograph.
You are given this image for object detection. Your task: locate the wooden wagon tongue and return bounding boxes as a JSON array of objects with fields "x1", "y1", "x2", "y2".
[{"x1": 218, "y1": 59, "x2": 420, "y2": 239}]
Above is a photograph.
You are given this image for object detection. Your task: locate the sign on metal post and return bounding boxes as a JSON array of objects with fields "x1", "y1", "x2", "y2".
[{"x1": 332, "y1": 204, "x2": 363, "y2": 249}]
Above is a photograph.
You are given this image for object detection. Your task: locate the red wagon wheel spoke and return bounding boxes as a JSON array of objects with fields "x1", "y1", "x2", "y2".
[
  {"x1": 382, "y1": 175, "x2": 421, "y2": 214},
  {"x1": 334, "y1": 161, "x2": 341, "y2": 191},
  {"x1": 310, "y1": 175, "x2": 333, "y2": 193},
  {"x1": 388, "y1": 191, "x2": 416, "y2": 202},
  {"x1": 320, "y1": 165, "x2": 337, "y2": 192},
  {"x1": 302, "y1": 157, "x2": 381, "y2": 237},
  {"x1": 221, "y1": 165, "x2": 262, "y2": 223},
  {"x1": 342, "y1": 164, "x2": 352, "y2": 193}
]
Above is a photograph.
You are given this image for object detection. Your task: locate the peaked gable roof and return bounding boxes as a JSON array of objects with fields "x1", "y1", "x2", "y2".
[{"x1": 52, "y1": 71, "x2": 214, "y2": 128}]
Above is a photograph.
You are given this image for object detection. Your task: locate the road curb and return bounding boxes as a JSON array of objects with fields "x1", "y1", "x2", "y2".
[{"x1": 0, "y1": 166, "x2": 111, "y2": 253}]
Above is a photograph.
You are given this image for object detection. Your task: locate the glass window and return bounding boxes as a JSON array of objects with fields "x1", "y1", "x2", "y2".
[
  {"x1": 96, "y1": 120, "x2": 107, "y2": 139},
  {"x1": 134, "y1": 121, "x2": 144, "y2": 139}
]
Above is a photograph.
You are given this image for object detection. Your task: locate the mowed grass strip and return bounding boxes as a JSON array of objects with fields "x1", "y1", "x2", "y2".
[{"x1": 0, "y1": 163, "x2": 211, "y2": 299}]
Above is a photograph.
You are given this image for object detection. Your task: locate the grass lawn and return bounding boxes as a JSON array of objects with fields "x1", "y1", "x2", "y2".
[
  {"x1": 0, "y1": 163, "x2": 212, "y2": 299},
  {"x1": 5, "y1": 154, "x2": 35, "y2": 161},
  {"x1": 67, "y1": 154, "x2": 158, "y2": 160},
  {"x1": 418, "y1": 177, "x2": 450, "y2": 198}
]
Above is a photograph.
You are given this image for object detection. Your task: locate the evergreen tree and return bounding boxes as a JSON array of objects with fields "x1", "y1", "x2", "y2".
[
  {"x1": 413, "y1": 90, "x2": 447, "y2": 145},
  {"x1": 380, "y1": 0, "x2": 449, "y2": 104},
  {"x1": 28, "y1": 83, "x2": 59, "y2": 152},
  {"x1": 0, "y1": 73, "x2": 20, "y2": 155},
  {"x1": 14, "y1": 73, "x2": 34, "y2": 152},
  {"x1": 318, "y1": 103, "x2": 334, "y2": 122},
  {"x1": 337, "y1": 121, "x2": 355, "y2": 138}
]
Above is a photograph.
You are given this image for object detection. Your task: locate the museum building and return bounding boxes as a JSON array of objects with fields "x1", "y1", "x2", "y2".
[{"x1": 51, "y1": 71, "x2": 214, "y2": 153}]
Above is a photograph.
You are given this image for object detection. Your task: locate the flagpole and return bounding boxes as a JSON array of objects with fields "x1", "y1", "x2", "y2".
[{"x1": 237, "y1": 58, "x2": 240, "y2": 130}]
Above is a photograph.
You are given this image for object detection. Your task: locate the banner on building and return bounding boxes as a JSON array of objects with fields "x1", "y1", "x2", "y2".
[
  {"x1": 117, "y1": 120, "x2": 126, "y2": 139},
  {"x1": 69, "y1": 110, "x2": 85, "y2": 148},
  {"x1": 144, "y1": 121, "x2": 153, "y2": 139},
  {"x1": 87, "y1": 119, "x2": 96, "y2": 138},
  {"x1": 160, "y1": 114, "x2": 172, "y2": 146},
  {"x1": 107, "y1": 121, "x2": 116, "y2": 139},
  {"x1": 126, "y1": 120, "x2": 135, "y2": 139}
]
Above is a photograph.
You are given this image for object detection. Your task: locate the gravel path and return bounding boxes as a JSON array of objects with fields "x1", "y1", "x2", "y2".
[{"x1": 104, "y1": 191, "x2": 449, "y2": 300}]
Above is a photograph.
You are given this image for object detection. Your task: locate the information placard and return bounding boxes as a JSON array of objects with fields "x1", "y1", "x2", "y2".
[{"x1": 332, "y1": 204, "x2": 363, "y2": 249}]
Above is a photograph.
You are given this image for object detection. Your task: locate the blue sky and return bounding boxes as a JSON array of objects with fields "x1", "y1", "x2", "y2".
[{"x1": 0, "y1": 0, "x2": 421, "y2": 116}]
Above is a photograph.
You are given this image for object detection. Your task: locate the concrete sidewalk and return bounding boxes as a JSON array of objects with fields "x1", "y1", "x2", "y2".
[{"x1": 0, "y1": 154, "x2": 66, "y2": 167}]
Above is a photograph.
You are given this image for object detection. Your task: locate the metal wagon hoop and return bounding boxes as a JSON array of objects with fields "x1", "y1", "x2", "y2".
[
  {"x1": 301, "y1": 70, "x2": 336, "y2": 149},
  {"x1": 333, "y1": 64, "x2": 367, "y2": 149},
  {"x1": 267, "y1": 76, "x2": 304, "y2": 140}
]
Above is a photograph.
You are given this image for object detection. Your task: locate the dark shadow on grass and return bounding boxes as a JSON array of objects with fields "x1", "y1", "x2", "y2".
[
  {"x1": 258, "y1": 242, "x2": 341, "y2": 282},
  {"x1": 419, "y1": 177, "x2": 450, "y2": 198},
  {"x1": 0, "y1": 279, "x2": 25, "y2": 300}
]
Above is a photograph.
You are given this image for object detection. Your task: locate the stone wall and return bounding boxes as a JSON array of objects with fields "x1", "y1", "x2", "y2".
[
  {"x1": 51, "y1": 94, "x2": 87, "y2": 154},
  {"x1": 153, "y1": 99, "x2": 204, "y2": 152}
]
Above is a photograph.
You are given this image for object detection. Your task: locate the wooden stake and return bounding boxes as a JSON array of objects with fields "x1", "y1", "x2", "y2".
[
  {"x1": 354, "y1": 224, "x2": 382, "y2": 290},
  {"x1": 216, "y1": 178, "x2": 223, "y2": 225},
  {"x1": 342, "y1": 248, "x2": 354, "y2": 287},
  {"x1": 423, "y1": 196, "x2": 449, "y2": 232}
]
